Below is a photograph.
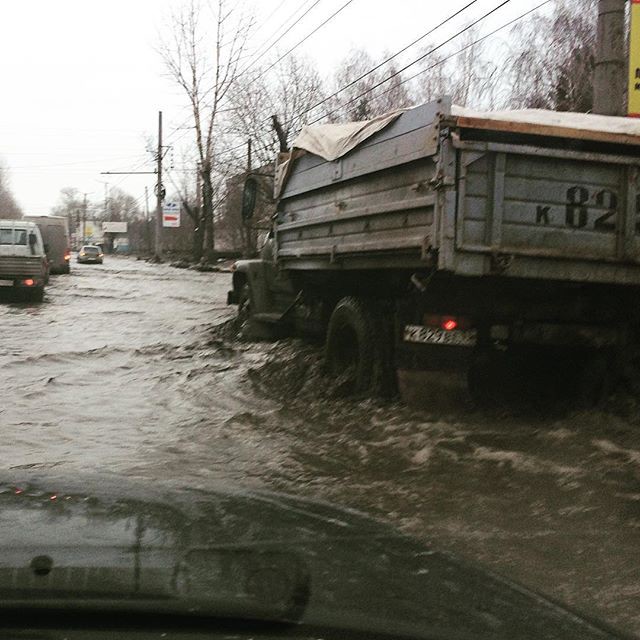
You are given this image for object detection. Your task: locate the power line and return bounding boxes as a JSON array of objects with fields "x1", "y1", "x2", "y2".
[
  {"x1": 169, "y1": 0, "x2": 482, "y2": 160},
  {"x1": 9, "y1": 153, "x2": 150, "y2": 170},
  {"x1": 107, "y1": 154, "x2": 156, "y2": 192},
  {"x1": 234, "y1": 0, "x2": 308, "y2": 65},
  {"x1": 310, "y1": 0, "x2": 551, "y2": 125},
  {"x1": 304, "y1": 0, "x2": 514, "y2": 125},
  {"x1": 284, "y1": 0, "x2": 481, "y2": 127},
  {"x1": 259, "y1": 0, "x2": 288, "y2": 29},
  {"x1": 260, "y1": 0, "x2": 357, "y2": 76},
  {"x1": 237, "y1": 0, "x2": 324, "y2": 77}
]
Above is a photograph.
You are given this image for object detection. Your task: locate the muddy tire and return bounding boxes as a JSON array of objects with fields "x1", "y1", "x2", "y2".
[{"x1": 325, "y1": 297, "x2": 396, "y2": 396}]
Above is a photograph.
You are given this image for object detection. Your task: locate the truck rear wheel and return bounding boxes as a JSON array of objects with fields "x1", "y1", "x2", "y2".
[{"x1": 325, "y1": 297, "x2": 395, "y2": 396}]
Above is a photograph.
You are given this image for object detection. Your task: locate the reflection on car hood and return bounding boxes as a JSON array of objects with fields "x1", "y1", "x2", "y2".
[{"x1": 0, "y1": 472, "x2": 629, "y2": 639}]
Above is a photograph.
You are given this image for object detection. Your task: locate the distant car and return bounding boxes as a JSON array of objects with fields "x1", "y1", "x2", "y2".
[{"x1": 77, "y1": 245, "x2": 103, "y2": 264}]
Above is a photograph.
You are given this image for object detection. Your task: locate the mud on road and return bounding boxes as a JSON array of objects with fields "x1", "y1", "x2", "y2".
[{"x1": 0, "y1": 257, "x2": 639, "y2": 635}]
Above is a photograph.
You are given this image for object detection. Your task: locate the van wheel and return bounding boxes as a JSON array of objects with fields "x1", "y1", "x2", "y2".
[
  {"x1": 28, "y1": 286, "x2": 44, "y2": 303},
  {"x1": 325, "y1": 297, "x2": 395, "y2": 396}
]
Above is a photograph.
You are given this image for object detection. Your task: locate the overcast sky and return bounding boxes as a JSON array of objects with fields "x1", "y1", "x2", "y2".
[{"x1": 0, "y1": 0, "x2": 537, "y2": 216}]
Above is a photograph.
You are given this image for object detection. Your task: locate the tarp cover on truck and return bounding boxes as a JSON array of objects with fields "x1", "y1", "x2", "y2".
[{"x1": 275, "y1": 110, "x2": 404, "y2": 198}]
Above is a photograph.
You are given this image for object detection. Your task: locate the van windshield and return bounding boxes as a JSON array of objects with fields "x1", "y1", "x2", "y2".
[{"x1": 0, "y1": 228, "x2": 27, "y2": 245}]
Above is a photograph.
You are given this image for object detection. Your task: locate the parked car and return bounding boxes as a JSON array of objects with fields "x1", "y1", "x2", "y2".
[
  {"x1": 26, "y1": 215, "x2": 71, "y2": 274},
  {"x1": 0, "y1": 219, "x2": 48, "y2": 301},
  {"x1": 77, "y1": 245, "x2": 103, "y2": 264}
]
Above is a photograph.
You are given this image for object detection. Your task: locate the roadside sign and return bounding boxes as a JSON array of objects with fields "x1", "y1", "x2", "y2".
[
  {"x1": 162, "y1": 202, "x2": 180, "y2": 228},
  {"x1": 629, "y1": 0, "x2": 640, "y2": 117},
  {"x1": 102, "y1": 221, "x2": 127, "y2": 234}
]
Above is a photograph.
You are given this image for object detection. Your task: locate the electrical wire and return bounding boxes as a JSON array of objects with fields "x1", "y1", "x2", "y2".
[
  {"x1": 260, "y1": 0, "x2": 357, "y2": 76},
  {"x1": 236, "y1": 0, "x2": 324, "y2": 77},
  {"x1": 301, "y1": 0, "x2": 513, "y2": 126},
  {"x1": 283, "y1": 0, "x2": 481, "y2": 127},
  {"x1": 309, "y1": 0, "x2": 550, "y2": 125},
  {"x1": 106, "y1": 153, "x2": 156, "y2": 192},
  {"x1": 9, "y1": 153, "x2": 150, "y2": 170}
]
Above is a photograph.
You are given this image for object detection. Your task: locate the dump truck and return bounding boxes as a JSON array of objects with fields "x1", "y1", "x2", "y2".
[{"x1": 228, "y1": 98, "x2": 640, "y2": 401}]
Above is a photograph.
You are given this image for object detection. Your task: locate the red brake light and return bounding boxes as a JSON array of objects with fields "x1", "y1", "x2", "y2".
[
  {"x1": 23, "y1": 278, "x2": 35, "y2": 287},
  {"x1": 424, "y1": 314, "x2": 471, "y2": 330}
]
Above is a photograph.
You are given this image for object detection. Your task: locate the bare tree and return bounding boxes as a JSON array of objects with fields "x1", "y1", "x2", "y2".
[
  {"x1": 159, "y1": 0, "x2": 253, "y2": 261},
  {"x1": 505, "y1": 0, "x2": 597, "y2": 112},
  {"x1": 326, "y1": 48, "x2": 414, "y2": 122},
  {"x1": 227, "y1": 54, "x2": 324, "y2": 165},
  {"x1": 51, "y1": 187, "x2": 87, "y2": 232},
  {"x1": 413, "y1": 29, "x2": 500, "y2": 109},
  {"x1": 99, "y1": 187, "x2": 141, "y2": 222},
  {"x1": 0, "y1": 164, "x2": 23, "y2": 219}
]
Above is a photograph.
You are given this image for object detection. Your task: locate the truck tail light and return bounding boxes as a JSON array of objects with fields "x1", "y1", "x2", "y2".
[
  {"x1": 23, "y1": 279, "x2": 35, "y2": 287},
  {"x1": 64, "y1": 249, "x2": 71, "y2": 261},
  {"x1": 424, "y1": 314, "x2": 471, "y2": 330}
]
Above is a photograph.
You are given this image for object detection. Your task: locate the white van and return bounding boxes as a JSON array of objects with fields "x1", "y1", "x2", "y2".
[
  {"x1": 0, "y1": 219, "x2": 48, "y2": 301},
  {"x1": 26, "y1": 215, "x2": 71, "y2": 274}
]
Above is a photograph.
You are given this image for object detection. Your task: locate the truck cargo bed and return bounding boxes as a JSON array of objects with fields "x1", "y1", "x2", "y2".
[{"x1": 275, "y1": 99, "x2": 640, "y2": 286}]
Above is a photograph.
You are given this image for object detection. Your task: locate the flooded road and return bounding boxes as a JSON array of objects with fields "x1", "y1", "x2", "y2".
[{"x1": 1, "y1": 257, "x2": 639, "y2": 635}]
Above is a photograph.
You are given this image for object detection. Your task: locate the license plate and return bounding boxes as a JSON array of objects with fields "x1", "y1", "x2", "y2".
[
  {"x1": 0, "y1": 280, "x2": 13, "y2": 287},
  {"x1": 403, "y1": 324, "x2": 477, "y2": 347}
]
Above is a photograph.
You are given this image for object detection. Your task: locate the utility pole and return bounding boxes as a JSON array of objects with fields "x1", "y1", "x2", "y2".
[
  {"x1": 155, "y1": 110, "x2": 164, "y2": 260},
  {"x1": 593, "y1": 0, "x2": 626, "y2": 116},
  {"x1": 247, "y1": 138, "x2": 252, "y2": 171},
  {"x1": 103, "y1": 182, "x2": 109, "y2": 221},
  {"x1": 144, "y1": 186, "x2": 149, "y2": 220},
  {"x1": 83, "y1": 193, "x2": 88, "y2": 244}
]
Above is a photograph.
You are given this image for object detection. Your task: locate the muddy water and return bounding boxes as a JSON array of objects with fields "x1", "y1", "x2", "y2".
[{"x1": 0, "y1": 257, "x2": 639, "y2": 635}]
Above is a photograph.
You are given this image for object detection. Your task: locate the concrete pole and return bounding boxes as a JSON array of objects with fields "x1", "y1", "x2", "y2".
[{"x1": 593, "y1": 0, "x2": 627, "y2": 116}]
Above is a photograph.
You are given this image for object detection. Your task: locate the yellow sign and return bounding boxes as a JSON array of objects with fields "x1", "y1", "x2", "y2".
[{"x1": 630, "y1": 0, "x2": 640, "y2": 117}]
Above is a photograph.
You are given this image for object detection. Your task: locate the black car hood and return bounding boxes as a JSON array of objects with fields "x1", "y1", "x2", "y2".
[{"x1": 0, "y1": 472, "x2": 630, "y2": 640}]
